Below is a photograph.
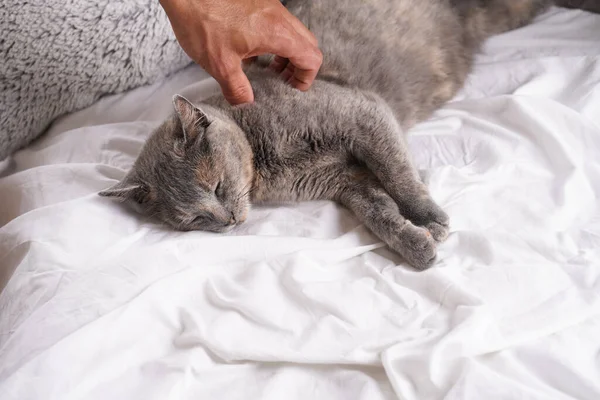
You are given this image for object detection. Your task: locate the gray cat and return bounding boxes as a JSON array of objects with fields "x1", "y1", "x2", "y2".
[{"x1": 99, "y1": 0, "x2": 583, "y2": 269}]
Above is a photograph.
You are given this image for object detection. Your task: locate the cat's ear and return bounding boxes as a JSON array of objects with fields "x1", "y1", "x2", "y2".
[
  {"x1": 99, "y1": 178, "x2": 150, "y2": 204},
  {"x1": 172, "y1": 94, "x2": 210, "y2": 144}
]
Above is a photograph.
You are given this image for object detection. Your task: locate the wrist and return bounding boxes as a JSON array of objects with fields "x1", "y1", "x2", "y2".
[{"x1": 160, "y1": 0, "x2": 216, "y2": 22}]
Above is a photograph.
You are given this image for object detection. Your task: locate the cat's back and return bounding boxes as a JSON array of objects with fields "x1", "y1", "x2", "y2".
[
  {"x1": 286, "y1": 0, "x2": 550, "y2": 125},
  {"x1": 287, "y1": 0, "x2": 468, "y2": 125}
]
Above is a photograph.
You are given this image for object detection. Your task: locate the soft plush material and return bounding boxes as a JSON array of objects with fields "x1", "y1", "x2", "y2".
[{"x1": 0, "y1": 0, "x2": 191, "y2": 161}]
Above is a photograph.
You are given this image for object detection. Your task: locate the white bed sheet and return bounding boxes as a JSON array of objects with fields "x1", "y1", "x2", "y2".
[{"x1": 1, "y1": 7, "x2": 599, "y2": 400}]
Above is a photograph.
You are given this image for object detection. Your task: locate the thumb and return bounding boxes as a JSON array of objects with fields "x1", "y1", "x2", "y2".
[{"x1": 214, "y1": 64, "x2": 254, "y2": 106}]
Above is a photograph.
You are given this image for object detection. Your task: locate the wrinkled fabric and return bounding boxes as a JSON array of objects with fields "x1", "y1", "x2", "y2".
[{"x1": 1, "y1": 7, "x2": 599, "y2": 400}]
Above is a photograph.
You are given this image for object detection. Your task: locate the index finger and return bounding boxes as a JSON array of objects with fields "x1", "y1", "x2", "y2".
[
  {"x1": 251, "y1": 11, "x2": 322, "y2": 90},
  {"x1": 285, "y1": 48, "x2": 322, "y2": 91},
  {"x1": 257, "y1": 38, "x2": 322, "y2": 89}
]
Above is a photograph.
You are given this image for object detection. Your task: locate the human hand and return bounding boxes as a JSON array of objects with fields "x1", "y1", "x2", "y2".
[{"x1": 160, "y1": 0, "x2": 323, "y2": 105}]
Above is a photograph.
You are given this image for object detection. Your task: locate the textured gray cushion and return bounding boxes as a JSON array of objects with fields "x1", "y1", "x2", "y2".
[{"x1": 0, "y1": 0, "x2": 192, "y2": 160}]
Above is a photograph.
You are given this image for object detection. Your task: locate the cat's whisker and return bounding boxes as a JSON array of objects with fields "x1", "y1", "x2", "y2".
[
  {"x1": 236, "y1": 186, "x2": 256, "y2": 201},
  {"x1": 234, "y1": 182, "x2": 254, "y2": 201},
  {"x1": 235, "y1": 185, "x2": 247, "y2": 199}
]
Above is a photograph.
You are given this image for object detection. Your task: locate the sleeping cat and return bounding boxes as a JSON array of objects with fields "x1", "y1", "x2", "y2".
[{"x1": 99, "y1": 0, "x2": 586, "y2": 269}]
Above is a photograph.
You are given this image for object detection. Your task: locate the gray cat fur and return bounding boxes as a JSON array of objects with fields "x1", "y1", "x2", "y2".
[
  {"x1": 0, "y1": 0, "x2": 191, "y2": 161},
  {"x1": 100, "y1": 0, "x2": 585, "y2": 270}
]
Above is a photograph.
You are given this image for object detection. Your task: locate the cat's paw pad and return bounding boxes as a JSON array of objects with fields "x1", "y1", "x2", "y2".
[
  {"x1": 397, "y1": 222, "x2": 437, "y2": 270},
  {"x1": 403, "y1": 198, "x2": 449, "y2": 235},
  {"x1": 425, "y1": 221, "x2": 449, "y2": 243}
]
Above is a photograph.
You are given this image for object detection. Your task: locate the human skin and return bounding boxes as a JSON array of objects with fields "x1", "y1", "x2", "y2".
[{"x1": 159, "y1": 0, "x2": 323, "y2": 105}]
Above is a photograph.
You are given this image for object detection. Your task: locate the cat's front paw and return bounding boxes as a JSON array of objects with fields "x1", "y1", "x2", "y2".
[
  {"x1": 403, "y1": 198, "x2": 449, "y2": 243},
  {"x1": 425, "y1": 221, "x2": 449, "y2": 243},
  {"x1": 394, "y1": 222, "x2": 437, "y2": 270}
]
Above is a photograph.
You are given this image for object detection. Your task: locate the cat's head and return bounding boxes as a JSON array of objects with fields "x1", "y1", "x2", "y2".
[{"x1": 99, "y1": 95, "x2": 254, "y2": 232}]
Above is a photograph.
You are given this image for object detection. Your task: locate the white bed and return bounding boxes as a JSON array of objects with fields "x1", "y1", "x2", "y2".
[{"x1": 1, "y1": 7, "x2": 599, "y2": 400}]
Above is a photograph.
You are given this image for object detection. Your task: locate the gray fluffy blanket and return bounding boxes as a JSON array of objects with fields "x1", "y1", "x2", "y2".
[{"x1": 0, "y1": 0, "x2": 192, "y2": 160}]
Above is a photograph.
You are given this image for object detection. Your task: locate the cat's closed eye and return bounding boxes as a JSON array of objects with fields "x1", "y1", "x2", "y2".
[
  {"x1": 215, "y1": 181, "x2": 223, "y2": 197},
  {"x1": 192, "y1": 213, "x2": 211, "y2": 224}
]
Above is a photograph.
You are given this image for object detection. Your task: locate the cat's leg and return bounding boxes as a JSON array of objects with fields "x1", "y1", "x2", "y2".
[
  {"x1": 347, "y1": 118, "x2": 449, "y2": 242},
  {"x1": 337, "y1": 170, "x2": 437, "y2": 270},
  {"x1": 555, "y1": 0, "x2": 600, "y2": 13}
]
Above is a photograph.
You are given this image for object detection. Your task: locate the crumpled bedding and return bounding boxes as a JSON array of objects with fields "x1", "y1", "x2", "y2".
[{"x1": 1, "y1": 7, "x2": 599, "y2": 400}]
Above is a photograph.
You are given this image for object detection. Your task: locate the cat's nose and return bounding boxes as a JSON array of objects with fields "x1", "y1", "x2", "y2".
[{"x1": 228, "y1": 212, "x2": 237, "y2": 225}]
